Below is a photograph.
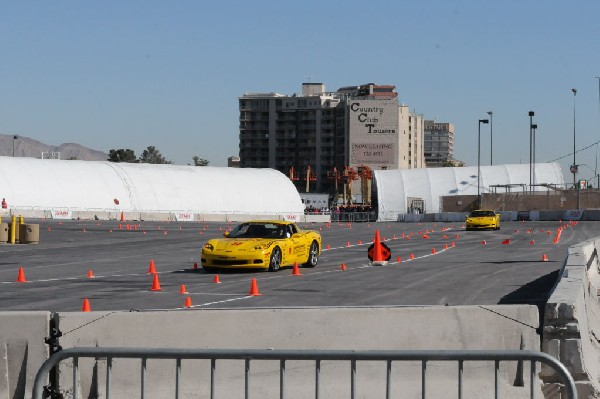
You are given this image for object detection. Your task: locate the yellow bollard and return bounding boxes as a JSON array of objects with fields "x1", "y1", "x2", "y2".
[
  {"x1": 19, "y1": 215, "x2": 24, "y2": 224},
  {"x1": 10, "y1": 215, "x2": 16, "y2": 244}
]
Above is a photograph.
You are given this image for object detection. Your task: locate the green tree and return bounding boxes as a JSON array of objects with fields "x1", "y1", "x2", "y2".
[
  {"x1": 192, "y1": 156, "x2": 209, "y2": 166},
  {"x1": 139, "y1": 146, "x2": 171, "y2": 164},
  {"x1": 108, "y1": 149, "x2": 137, "y2": 162}
]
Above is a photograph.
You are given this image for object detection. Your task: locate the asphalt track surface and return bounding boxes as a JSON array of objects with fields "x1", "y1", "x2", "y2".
[{"x1": 0, "y1": 219, "x2": 598, "y2": 312}]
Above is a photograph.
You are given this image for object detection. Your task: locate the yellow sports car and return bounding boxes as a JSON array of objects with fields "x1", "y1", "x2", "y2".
[
  {"x1": 465, "y1": 210, "x2": 501, "y2": 231},
  {"x1": 201, "y1": 220, "x2": 322, "y2": 272}
]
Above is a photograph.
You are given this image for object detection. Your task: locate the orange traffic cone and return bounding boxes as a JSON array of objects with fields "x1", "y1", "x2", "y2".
[
  {"x1": 248, "y1": 278, "x2": 262, "y2": 296},
  {"x1": 371, "y1": 230, "x2": 388, "y2": 266},
  {"x1": 81, "y1": 298, "x2": 91, "y2": 312},
  {"x1": 179, "y1": 284, "x2": 188, "y2": 294},
  {"x1": 340, "y1": 263, "x2": 347, "y2": 270},
  {"x1": 120, "y1": 211, "x2": 124, "y2": 222},
  {"x1": 292, "y1": 262, "x2": 302, "y2": 276},
  {"x1": 530, "y1": 240, "x2": 535, "y2": 245},
  {"x1": 481, "y1": 240, "x2": 487, "y2": 245},
  {"x1": 148, "y1": 259, "x2": 157, "y2": 274},
  {"x1": 184, "y1": 297, "x2": 192, "y2": 308},
  {"x1": 431, "y1": 248, "x2": 436, "y2": 254},
  {"x1": 501, "y1": 239, "x2": 510, "y2": 245},
  {"x1": 326, "y1": 244, "x2": 331, "y2": 250},
  {"x1": 409, "y1": 253, "x2": 415, "y2": 260},
  {"x1": 213, "y1": 274, "x2": 221, "y2": 284},
  {"x1": 149, "y1": 274, "x2": 162, "y2": 291},
  {"x1": 193, "y1": 262, "x2": 198, "y2": 270},
  {"x1": 396, "y1": 256, "x2": 402, "y2": 262},
  {"x1": 451, "y1": 241, "x2": 455, "y2": 247},
  {"x1": 16, "y1": 267, "x2": 27, "y2": 282},
  {"x1": 443, "y1": 244, "x2": 448, "y2": 250},
  {"x1": 87, "y1": 270, "x2": 95, "y2": 278},
  {"x1": 542, "y1": 254, "x2": 549, "y2": 262}
]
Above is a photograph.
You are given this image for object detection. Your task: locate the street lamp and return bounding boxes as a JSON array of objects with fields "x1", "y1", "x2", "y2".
[
  {"x1": 532, "y1": 124, "x2": 538, "y2": 187},
  {"x1": 528, "y1": 111, "x2": 534, "y2": 193},
  {"x1": 12, "y1": 135, "x2": 17, "y2": 157},
  {"x1": 477, "y1": 118, "x2": 489, "y2": 208},
  {"x1": 572, "y1": 88, "x2": 577, "y2": 189},
  {"x1": 487, "y1": 111, "x2": 493, "y2": 165}
]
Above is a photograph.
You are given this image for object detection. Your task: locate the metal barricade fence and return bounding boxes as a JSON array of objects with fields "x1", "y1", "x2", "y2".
[
  {"x1": 330, "y1": 211, "x2": 378, "y2": 223},
  {"x1": 32, "y1": 348, "x2": 577, "y2": 399}
]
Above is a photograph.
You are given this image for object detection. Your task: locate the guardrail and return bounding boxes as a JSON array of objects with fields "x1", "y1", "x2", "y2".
[{"x1": 32, "y1": 348, "x2": 577, "y2": 399}]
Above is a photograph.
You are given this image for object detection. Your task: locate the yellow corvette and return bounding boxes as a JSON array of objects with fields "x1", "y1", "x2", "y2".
[
  {"x1": 465, "y1": 210, "x2": 501, "y2": 231},
  {"x1": 201, "y1": 220, "x2": 322, "y2": 272}
]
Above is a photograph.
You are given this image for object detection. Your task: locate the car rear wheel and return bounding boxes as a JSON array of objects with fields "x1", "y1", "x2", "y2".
[
  {"x1": 303, "y1": 241, "x2": 319, "y2": 268},
  {"x1": 268, "y1": 247, "x2": 282, "y2": 272}
]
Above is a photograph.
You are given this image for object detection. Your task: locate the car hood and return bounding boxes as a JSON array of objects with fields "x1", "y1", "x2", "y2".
[{"x1": 211, "y1": 238, "x2": 270, "y2": 251}]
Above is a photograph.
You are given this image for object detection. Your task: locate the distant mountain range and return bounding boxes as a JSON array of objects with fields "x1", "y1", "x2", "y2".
[{"x1": 0, "y1": 134, "x2": 107, "y2": 161}]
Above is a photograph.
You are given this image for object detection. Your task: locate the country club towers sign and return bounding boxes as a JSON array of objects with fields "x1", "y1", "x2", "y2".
[{"x1": 349, "y1": 100, "x2": 398, "y2": 165}]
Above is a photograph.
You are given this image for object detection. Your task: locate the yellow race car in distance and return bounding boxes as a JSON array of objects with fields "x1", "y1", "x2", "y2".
[
  {"x1": 465, "y1": 210, "x2": 501, "y2": 231},
  {"x1": 201, "y1": 220, "x2": 322, "y2": 272}
]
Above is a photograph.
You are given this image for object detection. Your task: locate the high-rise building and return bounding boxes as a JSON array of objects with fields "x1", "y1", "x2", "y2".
[
  {"x1": 238, "y1": 83, "x2": 425, "y2": 196},
  {"x1": 423, "y1": 121, "x2": 455, "y2": 167}
]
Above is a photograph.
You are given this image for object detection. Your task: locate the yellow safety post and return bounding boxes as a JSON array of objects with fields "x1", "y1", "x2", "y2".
[
  {"x1": 19, "y1": 215, "x2": 24, "y2": 224},
  {"x1": 10, "y1": 215, "x2": 16, "y2": 244}
]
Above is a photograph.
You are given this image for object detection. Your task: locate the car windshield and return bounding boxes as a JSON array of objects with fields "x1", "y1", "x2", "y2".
[
  {"x1": 227, "y1": 223, "x2": 286, "y2": 239},
  {"x1": 469, "y1": 210, "x2": 495, "y2": 217}
]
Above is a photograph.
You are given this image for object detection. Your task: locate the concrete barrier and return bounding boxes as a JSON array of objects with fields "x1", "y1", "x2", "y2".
[
  {"x1": 0, "y1": 312, "x2": 50, "y2": 399},
  {"x1": 542, "y1": 237, "x2": 600, "y2": 398},
  {"x1": 54, "y1": 306, "x2": 541, "y2": 398}
]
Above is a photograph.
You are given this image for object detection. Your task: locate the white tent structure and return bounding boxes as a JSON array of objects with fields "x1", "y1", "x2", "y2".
[
  {"x1": 374, "y1": 163, "x2": 564, "y2": 221},
  {"x1": 0, "y1": 157, "x2": 304, "y2": 220}
]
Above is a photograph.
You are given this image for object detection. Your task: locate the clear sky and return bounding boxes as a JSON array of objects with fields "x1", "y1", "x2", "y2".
[{"x1": 1, "y1": 1, "x2": 600, "y2": 184}]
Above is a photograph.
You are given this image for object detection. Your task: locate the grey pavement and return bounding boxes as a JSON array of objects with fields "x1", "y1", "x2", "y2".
[{"x1": 0, "y1": 219, "x2": 597, "y2": 312}]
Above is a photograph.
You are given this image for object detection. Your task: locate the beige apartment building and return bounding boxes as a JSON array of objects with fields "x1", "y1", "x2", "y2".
[{"x1": 238, "y1": 83, "x2": 425, "y2": 195}]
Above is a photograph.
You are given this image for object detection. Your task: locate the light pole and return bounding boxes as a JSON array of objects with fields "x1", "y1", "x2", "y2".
[
  {"x1": 532, "y1": 124, "x2": 538, "y2": 188},
  {"x1": 572, "y1": 88, "x2": 577, "y2": 189},
  {"x1": 528, "y1": 111, "x2": 534, "y2": 193},
  {"x1": 12, "y1": 135, "x2": 17, "y2": 157},
  {"x1": 477, "y1": 118, "x2": 489, "y2": 208},
  {"x1": 487, "y1": 111, "x2": 493, "y2": 165}
]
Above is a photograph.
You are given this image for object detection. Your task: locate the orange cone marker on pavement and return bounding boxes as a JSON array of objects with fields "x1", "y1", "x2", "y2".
[
  {"x1": 184, "y1": 297, "x2": 192, "y2": 308},
  {"x1": 149, "y1": 274, "x2": 162, "y2": 291},
  {"x1": 87, "y1": 270, "x2": 95, "y2": 278},
  {"x1": 292, "y1": 262, "x2": 302, "y2": 276},
  {"x1": 248, "y1": 278, "x2": 262, "y2": 296},
  {"x1": 179, "y1": 284, "x2": 188, "y2": 294},
  {"x1": 16, "y1": 267, "x2": 27, "y2": 282},
  {"x1": 193, "y1": 262, "x2": 198, "y2": 270},
  {"x1": 501, "y1": 239, "x2": 510, "y2": 245},
  {"x1": 369, "y1": 230, "x2": 390, "y2": 266},
  {"x1": 542, "y1": 254, "x2": 549, "y2": 262},
  {"x1": 81, "y1": 298, "x2": 91, "y2": 312},
  {"x1": 148, "y1": 259, "x2": 157, "y2": 274},
  {"x1": 213, "y1": 274, "x2": 221, "y2": 284},
  {"x1": 340, "y1": 263, "x2": 347, "y2": 270},
  {"x1": 409, "y1": 253, "x2": 415, "y2": 260}
]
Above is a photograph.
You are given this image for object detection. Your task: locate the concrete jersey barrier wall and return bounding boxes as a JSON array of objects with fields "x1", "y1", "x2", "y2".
[
  {"x1": 543, "y1": 237, "x2": 600, "y2": 398},
  {"x1": 0, "y1": 312, "x2": 49, "y2": 399},
  {"x1": 52, "y1": 306, "x2": 542, "y2": 398}
]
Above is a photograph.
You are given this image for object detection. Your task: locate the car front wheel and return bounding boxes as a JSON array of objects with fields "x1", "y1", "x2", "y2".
[
  {"x1": 303, "y1": 241, "x2": 319, "y2": 268},
  {"x1": 268, "y1": 247, "x2": 282, "y2": 272}
]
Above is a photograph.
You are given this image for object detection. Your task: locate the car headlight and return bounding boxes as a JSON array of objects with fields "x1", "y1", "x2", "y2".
[{"x1": 204, "y1": 243, "x2": 214, "y2": 251}]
